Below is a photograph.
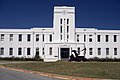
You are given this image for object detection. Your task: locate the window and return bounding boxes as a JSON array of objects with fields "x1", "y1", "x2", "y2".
[
  {"x1": 36, "y1": 48, "x2": 39, "y2": 57},
  {"x1": 84, "y1": 35, "x2": 86, "y2": 42},
  {"x1": 98, "y1": 48, "x2": 101, "y2": 55},
  {"x1": 106, "y1": 48, "x2": 109, "y2": 55},
  {"x1": 0, "y1": 34, "x2": 4, "y2": 41},
  {"x1": 67, "y1": 26, "x2": 69, "y2": 33},
  {"x1": 42, "y1": 48, "x2": 44, "y2": 55},
  {"x1": 61, "y1": 35, "x2": 62, "y2": 40},
  {"x1": 89, "y1": 48, "x2": 93, "y2": 55},
  {"x1": 89, "y1": 38, "x2": 92, "y2": 42},
  {"x1": 27, "y1": 34, "x2": 31, "y2": 42},
  {"x1": 106, "y1": 35, "x2": 109, "y2": 42},
  {"x1": 36, "y1": 34, "x2": 39, "y2": 41},
  {"x1": 18, "y1": 34, "x2": 22, "y2": 41},
  {"x1": 114, "y1": 35, "x2": 117, "y2": 42},
  {"x1": 18, "y1": 48, "x2": 22, "y2": 55},
  {"x1": 49, "y1": 47, "x2": 52, "y2": 55},
  {"x1": 97, "y1": 35, "x2": 101, "y2": 42},
  {"x1": 114, "y1": 48, "x2": 117, "y2": 55},
  {"x1": 77, "y1": 35, "x2": 79, "y2": 42},
  {"x1": 67, "y1": 19, "x2": 69, "y2": 24},
  {"x1": 9, "y1": 48, "x2": 13, "y2": 55},
  {"x1": 43, "y1": 34, "x2": 44, "y2": 42},
  {"x1": 89, "y1": 35, "x2": 92, "y2": 42},
  {"x1": 10, "y1": 34, "x2": 13, "y2": 41},
  {"x1": 60, "y1": 26, "x2": 62, "y2": 33},
  {"x1": 0, "y1": 47, "x2": 4, "y2": 55},
  {"x1": 67, "y1": 35, "x2": 69, "y2": 42},
  {"x1": 49, "y1": 34, "x2": 52, "y2": 42},
  {"x1": 27, "y1": 48, "x2": 31, "y2": 55},
  {"x1": 78, "y1": 47, "x2": 80, "y2": 55},
  {"x1": 60, "y1": 19, "x2": 62, "y2": 24}
]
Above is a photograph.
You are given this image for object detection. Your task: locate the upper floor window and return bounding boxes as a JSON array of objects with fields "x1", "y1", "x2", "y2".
[
  {"x1": 9, "y1": 48, "x2": 13, "y2": 55},
  {"x1": 106, "y1": 48, "x2": 109, "y2": 55},
  {"x1": 0, "y1": 47, "x2": 4, "y2": 55},
  {"x1": 114, "y1": 48, "x2": 117, "y2": 55},
  {"x1": 105, "y1": 35, "x2": 109, "y2": 42},
  {"x1": 77, "y1": 35, "x2": 79, "y2": 42},
  {"x1": 84, "y1": 35, "x2": 86, "y2": 42},
  {"x1": 60, "y1": 26, "x2": 62, "y2": 33},
  {"x1": 67, "y1": 19, "x2": 69, "y2": 24},
  {"x1": 114, "y1": 35, "x2": 117, "y2": 42},
  {"x1": 27, "y1": 48, "x2": 31, "y2": 55},
  {"x1": 43, "y1": 34, "x2": 44, "y2": 42},
  {"x1": 97, "y1": 35, "x2": 101, "y2": 42},
  {"x1": 27, "y1": 34, "x2": 31, "y2": 42},
  {"x1": 89, "y1": 35, "x2": 92, "y2": 42},
  {"x1": 36, "y1": 34, "x2": 39, "y2": 41},
  {"x1": 60, "y1": 19, "x2": 62, "y2": 24},
  {"x1": 10, "y1": 34, "x2": 13, "y2": 41},
  {"x1": 18, "y1": 48, "x2": 22, "y2": 55},
  {"x1": 18, "y1": 34, "x2": 22, "y2": 41},
  {"x1": 98, "y1": 48, "x2": 101, "y2": 55},
  {"x1": 0, "y1": 34, "x2": 4, "y2": 41},
  {"x1": 67, "y1": 26, "x2": 69, "y2": 33},
  {"x1": 49, "y1": 34, "x2": 52, "y2": 42},
  {"x1": 61, "y1": 35, "x2": 62, "y2": 40},
  {"x1": 49, "y1": 47, "x2": 52, "y2": 55},
  {"x1": 89, "y1": 48, "x2": 93, "y2": 55}
]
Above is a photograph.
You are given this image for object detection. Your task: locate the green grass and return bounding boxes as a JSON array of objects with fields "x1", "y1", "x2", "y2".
[{"x1": 1, "y1": 61, "x2": 120, "y2": 79}]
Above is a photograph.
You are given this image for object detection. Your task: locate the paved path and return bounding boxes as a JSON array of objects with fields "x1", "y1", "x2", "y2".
[{"x1": 0, "y1": 68, "x2": 60, "y2": 80}]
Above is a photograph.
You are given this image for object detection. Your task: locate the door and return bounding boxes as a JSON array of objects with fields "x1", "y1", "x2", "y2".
[{"x1": 60, "y1": 48, "x2": 69, "y2": 59}]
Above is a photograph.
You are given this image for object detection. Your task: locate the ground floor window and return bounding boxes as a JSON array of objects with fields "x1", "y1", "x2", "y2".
[
  {"x1": 42, "y1": 48, "x2": 44, "y2": 55},
  {"x1": 35, "y1": 48, "x2": 39, "y2": 58},
  {"x1": 98, "y1": 48, "x2": 101, "y2": 55},
  {"x1": 114, "y1": 48, "x2": 117, "y2": 55},
  {"x1": 106, "y1": 48, "x2": 109, "y2": 55},
  {"x1": 78, "y1": 47, "x2": 80, "y2": 55},
  {"x1": 9, "y1": 48, "x2": 13, "y2": 55},
  {"x1": 27, "y1": 48, "x2": 31, "y2": 55},
  {"x1": 49, "y1": 47, "x2": 52, "y2": 55},
  {"x1": 0, "y1": 47, "x2": 4, "y2": 55},
  {"x1": 89, "y1": 48, "x2": 93, "y2": 55},
  {"x1": 18, "y1": 48, "x2": 22, "y2": 55}
]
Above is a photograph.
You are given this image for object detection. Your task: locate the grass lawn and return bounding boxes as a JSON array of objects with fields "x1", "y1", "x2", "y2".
[{"x1": 1, "y1": 61, "x2": 120, "y2": 79}]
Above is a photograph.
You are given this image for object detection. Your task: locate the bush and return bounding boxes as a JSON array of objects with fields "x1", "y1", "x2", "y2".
[
  {"x1": 0, "y1": 57, "x2": 43, "y2": 61},
  {"x1": 88, "y1": 57, "x2": 120, "y2": 62}
]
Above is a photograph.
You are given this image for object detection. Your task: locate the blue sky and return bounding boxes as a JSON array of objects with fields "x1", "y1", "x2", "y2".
[{"x1": 0, "y1": 0, "x2": 120, "y2": 29}]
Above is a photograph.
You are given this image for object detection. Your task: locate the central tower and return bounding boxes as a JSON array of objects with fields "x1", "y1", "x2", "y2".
[{"x1": 53, "y1": 6, "x2": 75, "y2": 43}]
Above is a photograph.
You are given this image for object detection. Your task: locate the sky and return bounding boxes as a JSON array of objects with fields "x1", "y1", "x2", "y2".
[{"x1": 0, "y1": 0, "x2": 120, "y2": 30}]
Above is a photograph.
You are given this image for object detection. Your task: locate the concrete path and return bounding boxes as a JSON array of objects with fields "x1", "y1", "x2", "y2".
[{"x1": 0, "y1": 68, "x2": 60, "y2": 80}]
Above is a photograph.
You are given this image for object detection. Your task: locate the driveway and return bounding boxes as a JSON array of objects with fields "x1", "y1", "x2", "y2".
[{"x1": 0, "y1": 68, "x2": 60, "y2": 80}]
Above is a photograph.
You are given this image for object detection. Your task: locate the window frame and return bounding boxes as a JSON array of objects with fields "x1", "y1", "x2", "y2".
[
  {"x1": 89, "y1": 48, "x2": 93, "y2": 55},
  {"x1": 0, "y1": 47, "x2": 4, "y2": 55},
  {"x1": 27, "y1": 34, "x2": 31, "y2": 42},
  {"x1": 0, "y1": 34, "x2": 4, "y2": 41},
  {"x1": 18, "y1": 34, "x2": 22, "y2": 42},
  {"x1": 9, "y1": 48, "x2": 13, "y2": 55},
  {"x1": 49, "y1": 47, "x2": 52, "y2": 55},
  {"x1": 10, "y1": 34, "x2": 13, "y2": 41},
  {"x1": 18, "y1": 48, "x2": 22, "y2": 55}
]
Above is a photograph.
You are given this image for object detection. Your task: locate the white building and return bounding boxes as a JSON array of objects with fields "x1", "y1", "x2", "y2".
[{"x1": 0, "y1": 6, "x2": 120, "y2": 62}]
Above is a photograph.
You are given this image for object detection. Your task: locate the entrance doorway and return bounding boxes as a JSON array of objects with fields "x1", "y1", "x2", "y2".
[{"x1": 60, "y1": 48, "x2": 70, "y2": 59}]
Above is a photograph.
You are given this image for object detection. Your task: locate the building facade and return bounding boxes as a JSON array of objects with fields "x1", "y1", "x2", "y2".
[{"x1": 0, "y1": 6, "x2": 120, "y2": 62}]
